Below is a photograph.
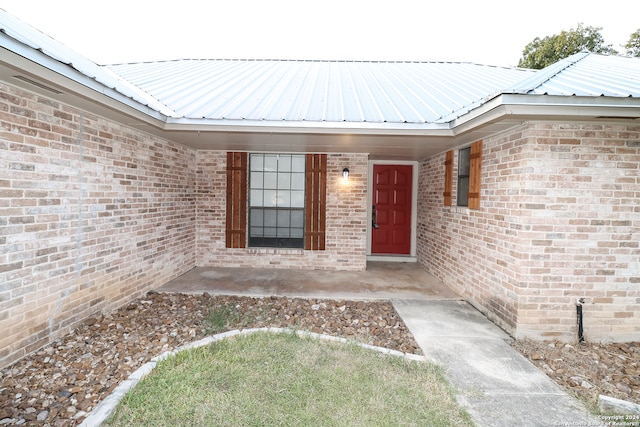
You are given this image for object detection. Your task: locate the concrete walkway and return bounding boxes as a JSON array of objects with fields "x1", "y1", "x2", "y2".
[
  {"x1": 393, "y1": 300, "x2": 604, "y2": 427},
  {"x1": 159, "y1": 263, "x2": 604, "y2": 427}
]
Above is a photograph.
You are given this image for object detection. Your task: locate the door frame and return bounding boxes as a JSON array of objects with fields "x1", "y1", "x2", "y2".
[{"x1": 367, "y1": 160, "x2": 419, "y2": 262}]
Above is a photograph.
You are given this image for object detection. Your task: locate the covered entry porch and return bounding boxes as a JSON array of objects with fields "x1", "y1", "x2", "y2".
[{"x1": 158, "y1": 262, "x2": 460, "y2": 301}]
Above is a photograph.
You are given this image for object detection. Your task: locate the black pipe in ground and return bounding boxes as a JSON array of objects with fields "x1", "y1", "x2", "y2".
[{"x1": 576, "y1": 302, "x2": 585, "y2": 343}]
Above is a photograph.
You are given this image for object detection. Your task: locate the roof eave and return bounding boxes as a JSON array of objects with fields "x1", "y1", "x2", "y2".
[
  {"x1": 163, "y1": 117, "x2": 454, "y2": 136},
  {"x1": 450, "y1": 93, "x2": 640, "y2": 135},
  {"x1": 502, "y1": 93, "x2": 640, "y2": 107},
  {"x1": 0, "y1": 34, "x2": 174, "y2": 122}
]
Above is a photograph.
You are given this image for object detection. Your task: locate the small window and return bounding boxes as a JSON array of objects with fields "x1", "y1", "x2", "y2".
[
  {"x1": 457, "y1": 147, "x2": 470, "y2": 207},
  {"x1": 249, "y1": 154, "x2": 305, "y2": 248}
]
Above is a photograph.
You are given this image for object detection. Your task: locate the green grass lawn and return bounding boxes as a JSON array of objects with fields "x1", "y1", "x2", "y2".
[{"x1": 105, "y1": 332, "x2": 474, "y2": 427}]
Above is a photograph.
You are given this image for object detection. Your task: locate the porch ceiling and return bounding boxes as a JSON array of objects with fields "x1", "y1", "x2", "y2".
[{"x1": 123, "y1": 123, "x2": 525, "y2": 161}]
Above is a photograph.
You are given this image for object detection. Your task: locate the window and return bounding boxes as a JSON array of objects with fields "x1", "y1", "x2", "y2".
[
  {"x1": 443, "y1": 140, "x2": 482, "y2": 210},
  {"x1": 249, "y1": 154, "x2": 305, "y2": 248},
  {"x1": 457, "y1": 147, "x2": 471, "y2": 207},
  {"x1": 226, "y1": 152, "x2": 326, "y2": 250}
]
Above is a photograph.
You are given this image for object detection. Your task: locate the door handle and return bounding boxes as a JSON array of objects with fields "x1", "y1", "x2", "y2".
[{"x1": 372, "y1": 205, "x2": 379, "y2": 229}]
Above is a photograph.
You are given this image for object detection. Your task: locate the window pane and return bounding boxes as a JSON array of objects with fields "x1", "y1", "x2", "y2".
[
  {"x1": 277, "y1": 227, "x2": 290, "y2": 238},
  {"x1": 264, "y1": 172, "x2": 277, "y2": 189},
  {"x1": 292, "y1": 173, "x2": 305, "y2": 190},
  {"x1": 278, "y1": 190, "x2": 291, "y2": 207},
  {"x1": 458, "y1": 177, "x2": 469, "y2": 207},
  {"x1": 291, "y1": 210, "x2": 304, "y2": 228},
  {"x1": 250, "y1": 154, "x2": 263, "y2": 171},
  {"x1": 264, "y1": 155, "x2": 278, "y2": 171},
  {"x1": 291, "y1": 191, "x2": 304, "y2": 208},
  {"x1": 278, "y1": 173, "x2": 291, "y2": 190},
  {"x1": 277, "y1": 210, "x2": 291, "y2": 227},
  {"x1": 263, "y1": 190, "x2": 277, "y2": 207},
  {"x1": 264, "y1": 209, "x2": 277, "y2": 227},
  {"x1": 458, "y1": 147, "x2": 470, "y2": 176},
  {"x1": 250, "y1": 190, "x2": 263, "y2": 206},
  {"x1": 457, "y1": 147, "x2": 471, "y2": 207},
  {"x1": 292, "y1": 155, "x2": 305, "y2": 172},
  {"x1": 250, "y1": 209, "x2": 263, "y2": 226},
  {"x1": 279, "y1": 155, "x2": 291, "y2": 172},
  {"x1": 250, "y1": 172, "x2": 263, "y2": 189},
  {"x1": 250, "y1": 226, "x2": 263, "y2": 237}
]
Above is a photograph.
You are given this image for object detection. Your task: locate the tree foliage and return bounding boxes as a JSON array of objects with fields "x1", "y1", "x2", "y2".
[
  {"x1": 625, "y1": 29, "x2": 640, "y2": 57},
  {"x1": 518, "y1": 23, "x2": 618, "y2": 69}
]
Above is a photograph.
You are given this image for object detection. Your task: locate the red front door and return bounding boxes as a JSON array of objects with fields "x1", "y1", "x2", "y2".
[{"x1": 371, "y1": 164, "x2": 412, "y2": 255}]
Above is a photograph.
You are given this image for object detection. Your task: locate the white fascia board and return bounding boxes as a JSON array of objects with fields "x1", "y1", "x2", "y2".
[
  {"x1": 449, "y1": 93, "x2": 640, "y2": 135},
  {"x1": 163, "y1": 117, "x2": 454, "y2": 136},
  {"x1": 448, "y1": 95, "x2": 508, "y2": 135},
  {"x1": 500, "y1": 94, "x2": 640, "y2": 110},
  {"x1": 0, "y1": 38, "x2": 173, "y2": 122}
]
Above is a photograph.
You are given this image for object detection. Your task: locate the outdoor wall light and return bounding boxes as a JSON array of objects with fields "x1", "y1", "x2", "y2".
[{"x1": 342, "y1": 167, "x2": 350, "y2": 181}]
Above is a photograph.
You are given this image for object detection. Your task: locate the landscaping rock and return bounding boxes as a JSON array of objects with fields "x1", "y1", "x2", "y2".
[
  {"x1": 512, "y1": 339, "x2": 640, "y2": 408},
  {"x1": 598, "y1": 395, "x2": 640, "y2": 415},
  {"x1": 0, "y1": 293, "x2": 420, "y2": 426}
]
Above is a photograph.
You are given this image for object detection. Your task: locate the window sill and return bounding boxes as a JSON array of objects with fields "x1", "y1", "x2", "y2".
[
  {"x1": 247, "y1": 248, "x2": 305, "y2": 256},
  {"x1": 448, "y1": 206, "x2": 470, "y2": 215}
]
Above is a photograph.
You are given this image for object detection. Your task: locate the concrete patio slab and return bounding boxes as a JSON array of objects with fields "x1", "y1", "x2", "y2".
[{"x1": 158, "y1": 262, "x2": 461, "y2": 301}]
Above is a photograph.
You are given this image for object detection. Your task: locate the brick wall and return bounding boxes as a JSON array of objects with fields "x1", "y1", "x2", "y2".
[
  {"x1": 0, "y1": 82, "x2": 368, "y2": 368},
  {"x1": 417, "y1": 133, "x2": 522, "y2": 334},
  {"x1": 196, "y1": 151, "x2": 368, "y2": 271},
  {"x1": 418, "y1": 122, "x2": 639, "y2": 342},
  {"x1": 5, "y1": 73, "x2": 636, "y2": 371},
  {"x1": 0, "y1": 84, "x2": 197, "y2": 368}
]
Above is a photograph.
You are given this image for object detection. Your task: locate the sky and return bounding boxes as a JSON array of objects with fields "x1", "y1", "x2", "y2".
[{"x1": 0, "y1": 0, "x2": 638, "y2": 67}]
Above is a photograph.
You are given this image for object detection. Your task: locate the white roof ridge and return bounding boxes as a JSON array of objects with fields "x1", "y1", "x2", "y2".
[{"x1": 106, "y1": 58, "x2": 523, "y2": 69}]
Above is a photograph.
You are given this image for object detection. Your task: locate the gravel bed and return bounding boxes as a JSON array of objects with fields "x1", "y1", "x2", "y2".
[
  {"x1": 0, "y1": 292, "x2": 421, "y2": 426},
  {"x1": 512, "y1": 339, "x2": 640, "y2": 409},
  {"x1": 3, "y1": 291, "x2": 639, "y2": 426}
]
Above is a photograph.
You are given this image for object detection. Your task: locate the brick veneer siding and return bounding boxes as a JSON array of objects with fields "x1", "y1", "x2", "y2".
[
  {"x1": 196, "y1": 151, "x2": 368, "y2": 271},
  {"x1": 418, "y1": 122, "x2": 639, "y2": 342},
  {"x1": 0, "y1": 84, "x2": 197, "y2": 368}
]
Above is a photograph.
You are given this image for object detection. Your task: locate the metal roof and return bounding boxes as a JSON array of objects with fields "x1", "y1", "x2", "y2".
[
  {"x1": 1, "y1": 7, "x2": 639, "y2": 134},
  {"x1": 505, "y1": 52, "x2": 640, "y2": 97},
  {"x1": 0, "y1": 9, "x2": 177, "y2": 117},
  {"x1": 107, "y1": 59, "x2": 535, "y2": 124}
]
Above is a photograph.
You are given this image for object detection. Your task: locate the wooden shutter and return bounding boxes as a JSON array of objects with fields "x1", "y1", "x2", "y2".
[
  {"x1": 226, "y1": 152, "x2": 247, "y2": 248},
  {"x1": 468, "y1": 140, "x2": 482, "y2": 210},
  {"x1": 304, "y1": 154, "x2": 327, "y2": 250},
  {"x1": 443, "y1": 150, "x2": 453, "y2": 207}
]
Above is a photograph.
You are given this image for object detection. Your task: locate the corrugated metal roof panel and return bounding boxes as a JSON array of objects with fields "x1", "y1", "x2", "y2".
[
  {"x1": 507, "y1": 52, "x2": 640, "y2": 97},
  {"x1": 107, "y1": 60, "x2": 535, "y2": 124},
  {"x1": 0, "y1": 9, "x2": 178, "y2": 117},
  {"x1": 4, "y1": 6, "x2": 639, "y2": 130}
]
